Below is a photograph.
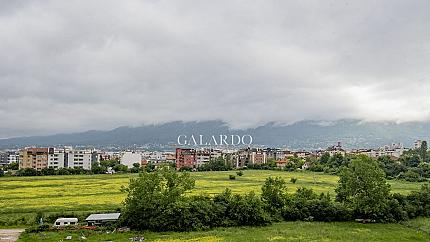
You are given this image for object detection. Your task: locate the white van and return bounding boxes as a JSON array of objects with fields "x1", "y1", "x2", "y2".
[{"x1": 53, "y1": 218, "x2": 78, "y2": 227}]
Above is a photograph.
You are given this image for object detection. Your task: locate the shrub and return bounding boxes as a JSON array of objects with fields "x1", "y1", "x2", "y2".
[
  {"x1": 25, "y1": 224, "x2": 49, "y2": 233},
  {"x1": 290, "y1": 177, "x2": 297, "y2": 184},
  {"x1": 400, "y1": 169, "x2": 426, "y2": 182},
  {"x1": 404, "y1": 184, "x2": 430, "y2": 218},
  {"x1": 178, "y1": 166, "x2": 193, "y2": 172},
  {"x1": 282, "y1": 188, "x2": 352, "y2": 222},
  {"x1": 236, "y1": 171, "x2": 244, "y2": 176},
  {"x1": 160, "y1": 196, "x2": 222, "y2": 231},
  {"x1": 225, "y1": 192, "x2": 271, "y2": 226},
  {"x1": 229, "y1": 175, "x2": 236, "y2": 180}
]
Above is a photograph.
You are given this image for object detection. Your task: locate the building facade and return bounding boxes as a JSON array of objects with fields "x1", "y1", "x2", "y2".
[
  {"x1": 20, "y1": 147, "x2": 97, "y2": 170},
  {"x1": 120, "y1": 151, "x2": 142, "y2": 168},
  {"x1": 175, "y1": 148, "x2": 196, "y2": 169},
  {"x1": 19, "y1": 148, "x2": 49, "y2": 170},
  {"x1": 250, "y1": 149, "x2": 267, "y2": 164},
  {"x1": 0, "y1": 152, "x2": 8, "y2": 166}
]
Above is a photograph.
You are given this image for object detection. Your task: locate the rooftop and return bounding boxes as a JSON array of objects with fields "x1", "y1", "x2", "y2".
[{"x1": 85, "y1": 213, "x2": 121, "y2": 221}]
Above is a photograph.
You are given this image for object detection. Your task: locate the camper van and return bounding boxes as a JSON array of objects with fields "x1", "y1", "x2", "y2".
[{"x1": 53, "y1": 218, "x2": 78, "y2": 227}]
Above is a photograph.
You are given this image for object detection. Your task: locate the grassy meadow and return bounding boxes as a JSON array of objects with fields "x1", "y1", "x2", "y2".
[
  {"x1": 0, "y1": 170, "x2": 426, "y2": 227},
  {"x1": 18, "y1": 220, "x2": 430, "y2": 241}
]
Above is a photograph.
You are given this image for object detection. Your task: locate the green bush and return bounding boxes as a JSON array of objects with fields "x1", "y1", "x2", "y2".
[
  {"x1": 229, "y1": 175, "x2": 236, "y2": 180},
  {"x1": 25, "y1": 224, "x2": 49, "y2": 233}
]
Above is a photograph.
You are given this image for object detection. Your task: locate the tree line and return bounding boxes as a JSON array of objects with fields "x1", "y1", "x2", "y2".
[{"x1": 119, "y1": 156, "x2": 430, "y2": 232}]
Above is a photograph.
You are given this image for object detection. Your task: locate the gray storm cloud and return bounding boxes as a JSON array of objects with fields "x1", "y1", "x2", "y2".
[{"x1": 1, "y1": 0, "x2": 430, "y2": 137}]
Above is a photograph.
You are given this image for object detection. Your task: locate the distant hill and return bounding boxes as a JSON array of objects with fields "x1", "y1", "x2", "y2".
[{"x1": 1, "y1": 120, "x2": 429, "y2": 150}]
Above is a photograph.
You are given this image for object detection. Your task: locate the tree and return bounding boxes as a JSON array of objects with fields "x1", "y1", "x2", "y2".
[
  {"x1": 419, "y1": 141, "x2": 428, "y2": 162},
  {"x1": 198, "y1": 157, "x2": 231, "y2": 171},
  {"x1": 6, "y1": 162, "x2": 19, "y2": 170},
  {"x1": 401, "y1": 154, "x2": 420, "y2": 168},
  {"x1": 41, "y1": 167, "x2": 55, "y2": 176},
  {"x1": 100, "y1": 159, "x2": 120, "y2": 169},
  {"x1": 328, "y1": 153, "x2": 346, "y2": 168},
  {"x1": 266, "y1": 158, "x2": 277, "y2": 168},
  {"x1": 377, "y1": 155, "x2": 406, "y2": 178},
  {"x1": 130, "y1": 163, "x2": 141, "y2": 173},
  {"x1": 18, "y1": 168, "x2": 37, "y2": 176},
  {"x1": 261, "y1": 177, "x2": 288, "y2": 216},
  {"x1": 335, "y1": 156, "x2": 391, "y2": 219},
  {"x1": 121, "y1": 168, "x2": 195, "y2": 230},
  {"x1": 113, "y1": 164, "x2": 128, "y2": 172},
  {"x1": 91, "y1": 162, "x2": 105, "y2": 174},
  {"x1": 145, "y1": 163, "x2": 156, "y2": 172},
  {"x1": 319, "y1": 152, "x2": 330, "y2": 164}
]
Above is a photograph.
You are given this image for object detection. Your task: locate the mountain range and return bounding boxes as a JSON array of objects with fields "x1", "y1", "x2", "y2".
[{"x1": 1, "y1": 120, "x2": 429, "y2": 150}]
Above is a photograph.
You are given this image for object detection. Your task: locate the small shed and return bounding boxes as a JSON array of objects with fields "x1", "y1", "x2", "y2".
[
  {"x1": 53, "y1": 218, "x2": 78, "y2": 227},
  {"x1": 85, "y1": 213, "x2": 121, "y2": 226}
]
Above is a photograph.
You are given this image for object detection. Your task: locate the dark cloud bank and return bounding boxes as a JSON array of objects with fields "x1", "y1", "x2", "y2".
[{"x1": 1, "y1": 1, "x2": 430, "y2": 138}]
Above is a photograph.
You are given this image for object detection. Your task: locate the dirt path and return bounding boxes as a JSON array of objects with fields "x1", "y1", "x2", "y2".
[{"x1": 0, "y1": 229, "x2": 25, "y2": 242}]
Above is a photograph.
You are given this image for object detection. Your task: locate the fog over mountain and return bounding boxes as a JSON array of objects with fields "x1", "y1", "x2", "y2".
[{"x1": 1, "y1": 120, "x2": 429, "y2": 150}]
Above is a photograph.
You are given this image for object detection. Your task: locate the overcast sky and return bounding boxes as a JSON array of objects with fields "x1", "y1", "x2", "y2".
[{"x1": 1, "y1": 0, "x2": 430, "y2": 138}]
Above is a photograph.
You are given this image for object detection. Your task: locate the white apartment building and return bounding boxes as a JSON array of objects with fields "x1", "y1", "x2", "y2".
[
  {"x1": 141, "y1": 151, "x2": 168, "y2": 163},
  {"x1": 48, "y1": 149, "x2": 66, "y2": 169},
  {"x1": 196, "y1": 150, "x2": 211, "y2": 166},
  {"x1": 194, "y1": 149, "x2": 225, "y2": 167},
  {"x1": 48, "y1": 147, "x2": 98, "y2": 170},
  {"x1": 0, "y1": 151, "x2": 19, "y2": 166},
  {"x1": 368, "y1": 143, "x2": 405, "y2": 158},
  {"x1": 7, "y1": 152, "x2": 19, "y2": 164},
  {"x1": 120, "y1": 151, "x2": 142, "y2": 168},
  {"x1": 69, "y1": 149, "x2": 96, "y2": 170},
  {"x1": 414, "y1": 140, "x2": 426, "y2": 149}
]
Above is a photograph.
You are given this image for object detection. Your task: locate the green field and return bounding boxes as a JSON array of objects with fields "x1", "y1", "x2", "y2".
[
  {"x1": 18, "y1": 220, "x2": 430, "y2": 241},
  {"x1": 0, "y1": 170, "x2": 425, "y2": 226}
]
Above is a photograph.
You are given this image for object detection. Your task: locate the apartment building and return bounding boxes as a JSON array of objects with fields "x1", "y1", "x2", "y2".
[
  {"x1": 0, "y1": 151, "x2": 19, "y2": 166},
  {"x1": 325, "y1": 142, "x2": 346, "y2": 157},
  {"x1": 265, "y1": 148, "x2": 286, "y2": 160},
  {"x1": 0, "y1": 152, "x2": 8, "y2": 166},
  {"x1": 414, "y1": 140, "x2": 426, "y2": 149},
  {"x1": 193, "y1": 148, "x2": 226, "y2": 167},
  {"x1": 234, "y1": 149, "x2": 250, "y2": 168},
  {"x1": 196, "y1": 149, "x2": 211, "y2": 167},
  {"x1": 19, "y1": 147, "x2": 97, "y2": 170},
  {"x1": 67, "y1": 149, "x2": 97, "y2": 170},
  {"x1": 250, "y1": 149, "x2": 267, "y2": 164},
  {"x1": 120, "y1": 151, "x2": 142, "y2": 168},
  {"x1": 175, "y1": 148, "x2": 196, "y2": 169},
  {"x1": 368, "y1": 143, "x2": 405, "y2": 158},
  {"x1": 7, "y1": 152, "x2": 19, "y2": 164},
  {"x1": 48, "y1": 148, "x2": 66, "y2": 169},
  {"x1": 19, "y1": 148, "x2": 49, "y2": 170}
]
